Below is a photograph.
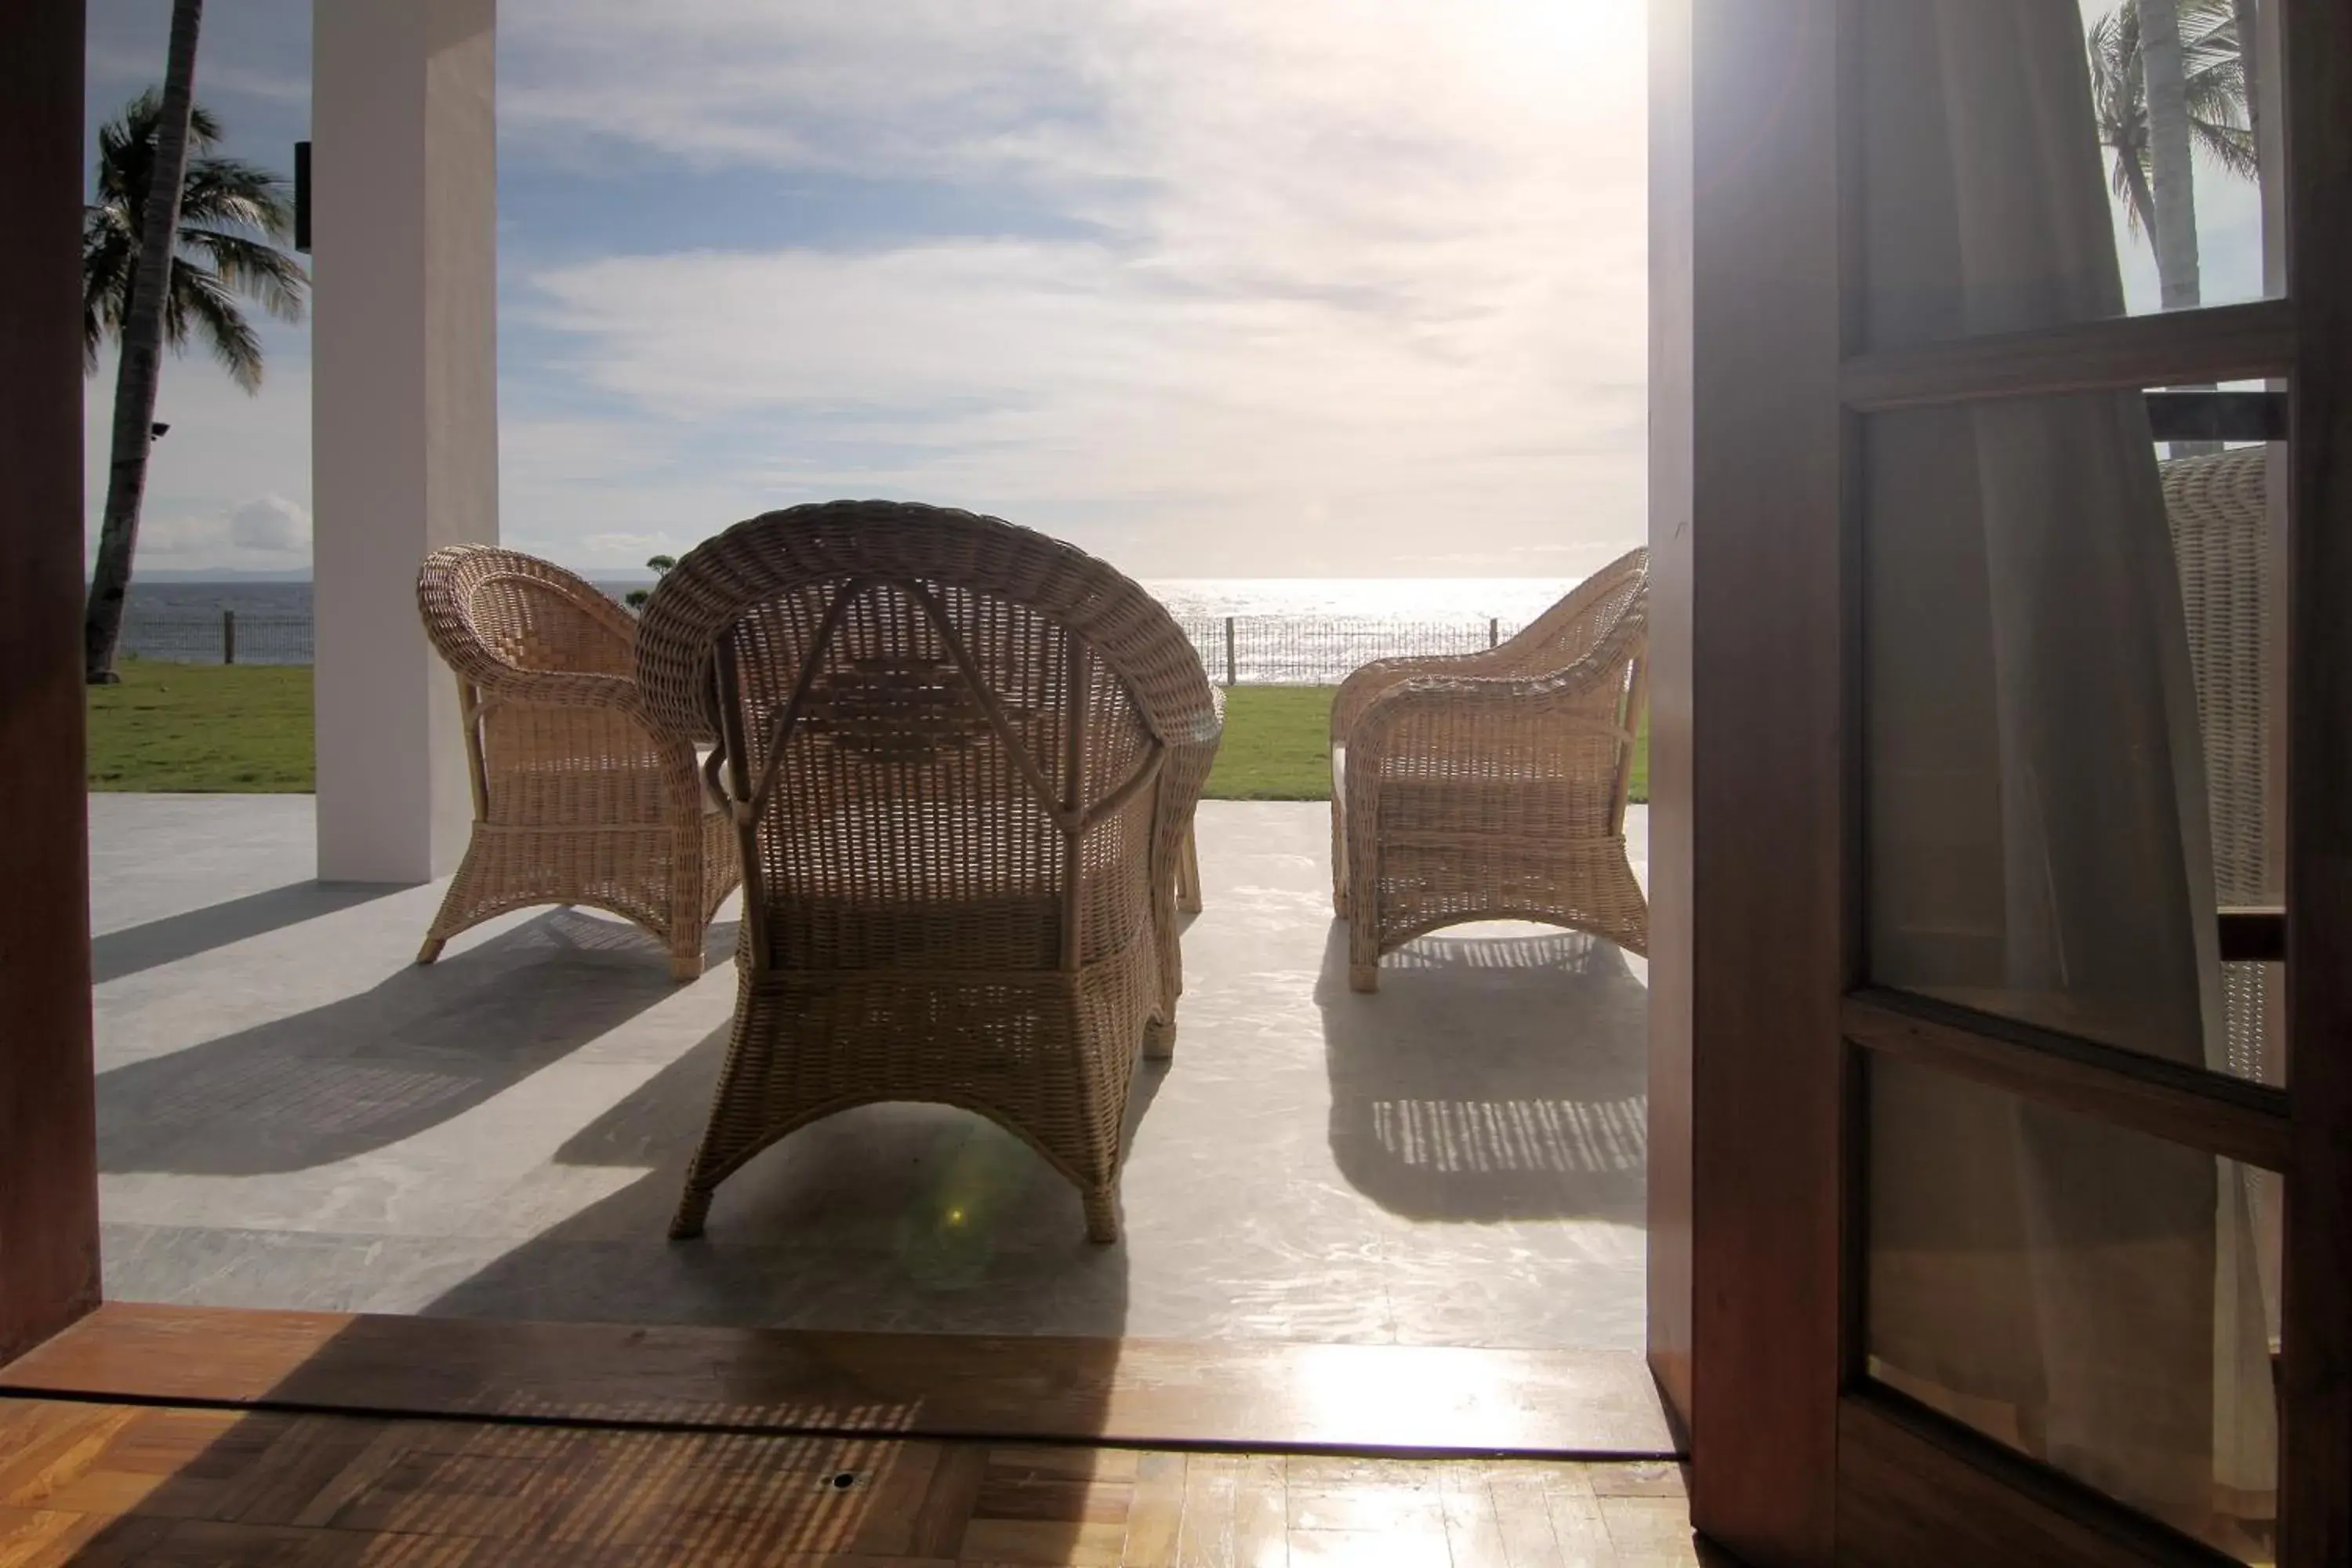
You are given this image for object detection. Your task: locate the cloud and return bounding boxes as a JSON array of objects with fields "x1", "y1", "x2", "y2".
[
  {"x1": 96, "y1": 1, "x2": 1655, "y2": 578},
  {"x1": 85, "y1": 328, "x2": 314, "y2": 568},
  {"x1": 84, "y1": 0, "x2": 2275, "y2": 581},
  {"x1": 497, "y1": 0, "x2": 1652, "y2": 576},
  {"x1": 121, "y1": 494, "x2": 313, "y2": 572},
  {"x1": 227, "y1": 495, "x2": 310, "y2": 554}
]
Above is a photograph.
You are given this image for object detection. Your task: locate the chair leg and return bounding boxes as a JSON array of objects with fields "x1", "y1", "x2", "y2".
[
  {"x1": 1143, "y1": 1015, "x2": 1177, "y2": 1062},
  {"x1": 1176, "y1": 826, "x2": 1204, "y2": 915},
  {"x1": 417, "y1": 831, "x2": 492, "y2": 970},
  {"x1": 667, "y1": 821, "x2": 709, "y2": 982},
  {"x1": 1348, "y1": 913, "x2": 1381, "y2": 993},
  {"x1": 1330, "y1": 799, "x2": 1348, "y2": 916},
  {"x1": 1083, "y1": 1184, "x2": 1120, "y2": 1244},
  {"x1": 670, "y1": 1184, "x2": 713, "y2": 1240}
]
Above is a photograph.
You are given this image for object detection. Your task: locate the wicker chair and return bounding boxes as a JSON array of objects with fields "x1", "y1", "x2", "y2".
[
  {"x1": 1330, "y1": 547, "x2": 1650, "y2": 993},
  {"x1": 634, "y1": 500, "x2": 1223, "y2": 1243},
  {"x1": 415, "y1": 546, "x2": 740, "y2": 982},
  {"x1": 2162, "y1": 448, "x2": 2276, "y2": 1088}
]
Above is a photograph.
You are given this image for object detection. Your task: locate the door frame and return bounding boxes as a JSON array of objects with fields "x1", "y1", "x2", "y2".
[
  {"x1": 0, "y1": 0, "x2": 101, "y2": 1369},
  {"x1": 1645, "y1": 0, "x2": 1844, "y2": 1556},
  {"x1": 1649, "y1": 0, "x2": 2352, "y2": 1561}
]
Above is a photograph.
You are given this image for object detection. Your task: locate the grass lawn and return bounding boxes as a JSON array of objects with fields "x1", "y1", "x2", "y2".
[
  {"x1": 1204, "y1": 685, "x2": 1339, "y2": 800},
  {"x1": 83, "y1": 665, "x2": 1650, "y2": 805},
  {"x1": 1203, "y1": 684, "x2": 1650, "y2": 804},
  {"x1": 88, "y1": 660, "x2": 314, "y2": 792}
]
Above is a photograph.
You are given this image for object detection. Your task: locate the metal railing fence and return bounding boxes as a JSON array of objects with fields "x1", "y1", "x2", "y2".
[{"x1": 119, "y1": 609, "x2": 314, "y2": 666}]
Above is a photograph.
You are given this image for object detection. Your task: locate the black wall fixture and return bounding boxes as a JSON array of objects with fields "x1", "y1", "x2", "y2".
[{"x1": 294, "y1": 140, "x2": 310, "y2": 253}]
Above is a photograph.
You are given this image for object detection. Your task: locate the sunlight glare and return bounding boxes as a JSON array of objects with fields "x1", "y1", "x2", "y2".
[{"x1": 1475, "y1": 0, "x2": 1647, "y2": 110}]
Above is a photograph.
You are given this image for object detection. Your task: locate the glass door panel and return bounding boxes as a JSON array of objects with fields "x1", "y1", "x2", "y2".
[
  {"x1": 1866, "y1": 1054, "x2": 2279, "y2": 1563},
  {"x1": 1860, "y1": 387, "x2": 2284, "y2": 1085},
  {"x1": 1855, "y1": 0, "x2": 2281, "y2": 354}
]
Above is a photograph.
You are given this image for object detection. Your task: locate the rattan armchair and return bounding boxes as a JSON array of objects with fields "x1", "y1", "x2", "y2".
[
  {"x1": 1330, "y1": 547, "x2": 1650, "y2": 992},
  {"x1": 2162, "y1": 448, "x2": 2276, "y2": 1088},
  {"x1": 634, "y1": 500, "x2": 1223, "y2": 1243},
  {"x1": 415, "y1": 546, "x2": 740, "y2": 982}
]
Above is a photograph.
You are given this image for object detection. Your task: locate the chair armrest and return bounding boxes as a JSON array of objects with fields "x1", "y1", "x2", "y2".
[
  {"x1": 1331, "y1": 648, "x2": 1514, "y2": 744},
  {"x1": 1343, "y1": 648, "x2": 1637, "y2": 785},
  {"x1": 1160, "y1": 690, "x2": 1224, "y2": 809},
  {"x1": 466, "y1": 670, "x2": 712, "y2": 775},
  {"x1": 466, "y1": 665, "x2": 648, "y2": 715}
]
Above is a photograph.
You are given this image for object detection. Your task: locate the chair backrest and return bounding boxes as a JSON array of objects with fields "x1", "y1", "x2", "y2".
[
  {"x1": 417, "y1": 545, "x2": 637, "y2": 684},
  {"x1": 417, "y1": 546, "x2": 657, "y2": 822},
  {"x1": 1470, "y1": 547, "x2": 1650, "y2": 834},
  {"x1": 636, "y1": 500, "x2": 1218, "y2": 976},
  {"x1": 2161, "y1": 448, "x2": 2269, "y2": 908},
  {"x1": 1495, "y1": 546, "x2": 1650, "y2": 681},
  {"x1": 2162, "y1": 447, "x2": 2273, "y2": 1087}
]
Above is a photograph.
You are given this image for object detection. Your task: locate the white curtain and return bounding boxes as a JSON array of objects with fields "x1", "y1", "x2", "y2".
[{"x1": 1857, "y1": 0, "x2": 2274, "y2": 1540}]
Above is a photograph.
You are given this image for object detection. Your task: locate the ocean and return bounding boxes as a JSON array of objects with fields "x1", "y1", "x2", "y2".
[
  {"x1": 117, "y1": 577, "x2": 1584, "y2": 683},
  {"x1": 122, "y1": 578, "x2": 1578, "y2": 621}
]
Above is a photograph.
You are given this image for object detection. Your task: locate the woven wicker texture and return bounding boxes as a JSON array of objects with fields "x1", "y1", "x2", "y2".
[
  {"x1": 2162, "y1": 448, "x2": 2277, "y2": 1087},
  {"x1": 414, "y1": 546, "x2": 741, "y2": 982},
  {"x1": 1329, "y1": 548, "x2": 1650, "y2": 993},
  {"x1": 634, "y1": 500, "x2": 1223, "y2": 1243}
]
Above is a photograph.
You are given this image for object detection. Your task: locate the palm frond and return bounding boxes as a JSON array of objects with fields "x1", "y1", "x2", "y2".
[
  {"x1": 93, "y1": 89, "x2": 223, "y2": 209},
  {"x1": 179, "y1": 227, "x2": 307, "y2": 323},
  {"x1": 166, "y1": 260, "x2": 267, "y2": 393},
  {"x1": 2177, "y1": 0, "x2": 2242, "y2": 67},
  {"x1": 84, "y1": 89, "x2": 302, "y2": 394},
  {"x1": 82, "y1": 208, "x2": 135, "y2": 370},
  {"x1": 179, "y1": 156, "x2": 296, "y2": 238},
  {"x1": 2110, "y1": 154, "x2": 2152, "y2": 238},
  {"x1": 2193, "y1": 117, "x2": 2261, "y2": 179}
]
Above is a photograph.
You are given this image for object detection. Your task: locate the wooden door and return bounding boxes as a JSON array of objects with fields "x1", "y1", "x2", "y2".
[{"x1": 1648, "y1": 0, "x2": 2350, "y2": 1562}]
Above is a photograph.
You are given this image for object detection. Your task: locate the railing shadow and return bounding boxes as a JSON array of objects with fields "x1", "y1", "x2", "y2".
[
  {"x1": 97, "y1": 909, "x2": 736, "y2": 1177},
  {"x1": 1317, "y1": 922, "x2": 1648, "y2": 1223}
]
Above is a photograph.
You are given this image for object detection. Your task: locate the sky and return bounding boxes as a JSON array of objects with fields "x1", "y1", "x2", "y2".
[{"x1": 82, "y1": 0, "x2": 2264, "y2": 581}]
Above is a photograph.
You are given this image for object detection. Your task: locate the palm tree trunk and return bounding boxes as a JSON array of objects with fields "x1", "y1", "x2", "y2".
[
  {"x1": 2136, "y1": 0, "x2": 2219, "y2": 456},
  {"x1": 83, "y1": 0, "x2": 205, "y2": 684},
  {"x1": 2234, "y1": 0, "x2": 2261, "y2": 160},
  {"x1": 2137, "y1": 0, "x2": 2201, "y2": 311}
]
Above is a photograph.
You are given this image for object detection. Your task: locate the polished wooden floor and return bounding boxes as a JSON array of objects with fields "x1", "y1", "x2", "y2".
[
  {"x1": 1, "y1": 1306, "x2": 1675, "y2": 1459},
  {"x1": 0, "y1": 1396, "x2": 1704, "y2": 1566}
]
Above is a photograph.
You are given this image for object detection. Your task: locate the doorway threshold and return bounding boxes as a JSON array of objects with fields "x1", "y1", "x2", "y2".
[{"x1": 2, "y1": 1304, "x2": 1677, "y2": 1457}]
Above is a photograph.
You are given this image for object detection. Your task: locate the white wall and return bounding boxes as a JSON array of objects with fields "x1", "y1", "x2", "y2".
[{"x1": 312, "y1": 0, "x2": 498, "y2": 883}]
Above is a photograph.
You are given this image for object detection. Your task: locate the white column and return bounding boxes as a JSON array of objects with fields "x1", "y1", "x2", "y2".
[{"x1": 312, "y1": 0, "x2": 498, "y2": 883}]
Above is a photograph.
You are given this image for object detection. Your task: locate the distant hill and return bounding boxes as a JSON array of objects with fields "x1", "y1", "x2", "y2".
[{"x1": 124, "y1": 568, "x2": 316, "y2": 583}]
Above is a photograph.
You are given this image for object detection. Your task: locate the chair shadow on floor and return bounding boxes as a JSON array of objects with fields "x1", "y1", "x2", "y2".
[
  {"x1": 1316, "y1": 922, "x2": 1649, "y2": 1224},
  {"x1": 412, "y1": 1019, "x2": 1149, "y2": 1340},
  {"x1": 96, "y1": 907, "x2": 737, "y2": 1178}
]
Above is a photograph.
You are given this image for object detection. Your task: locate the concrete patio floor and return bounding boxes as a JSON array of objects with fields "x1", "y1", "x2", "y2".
[{"x1": 89, "y1": 796, "x2": 1650, "y2": 1351}]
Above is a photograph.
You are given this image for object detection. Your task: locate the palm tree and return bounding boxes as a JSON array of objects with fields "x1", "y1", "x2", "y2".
[
  {"x1": 82, "y1": 0, "x2": 308, "y2": 684},
  {"x1": 2089, "y1": 0, "x2": 2256, "y2": 456},
  {"x1": 82, "y1": 93, "x2": 307, "y2": 394},
  {"x1": 2087, "y1": 0, "x2": 2257, "y2": 299},
  {"x1": 2136, "y1": 0, "x2": 2202, "y2": 311}
]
